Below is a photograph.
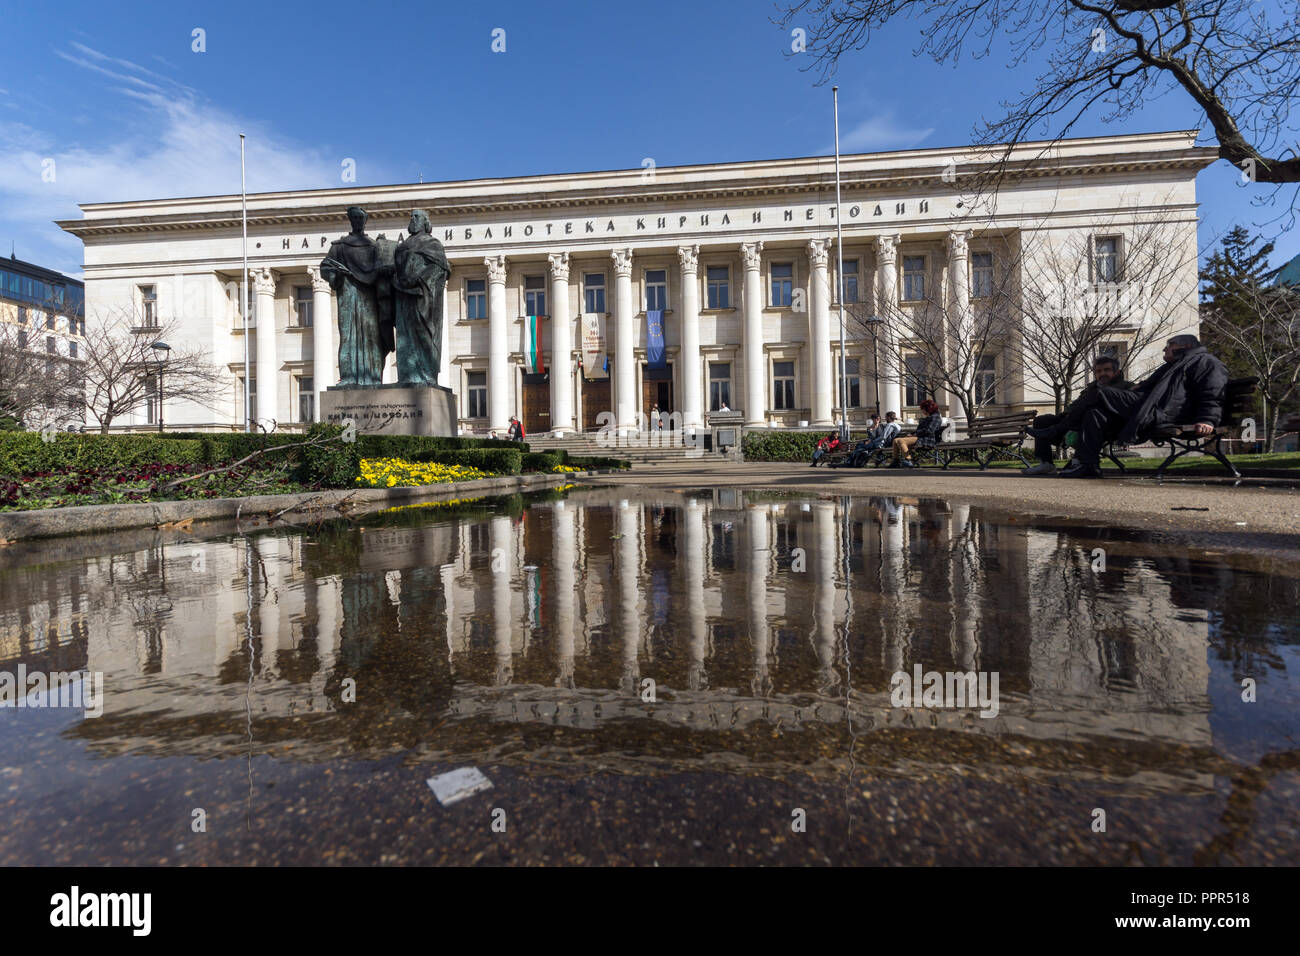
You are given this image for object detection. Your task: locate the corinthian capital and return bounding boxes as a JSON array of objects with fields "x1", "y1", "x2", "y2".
[
  {"x1": 485, "y1": 255, "x2": 507, "y2": 284},
  {"x1": 677, "y1": 244, "x2": 700, "y2": 274},
  {"x1": 611, "y1": 248, "x2": 633, "y2": 278},
  {"x1": 874, "y1": 234, "x2": 899, "y2": 268},
  {"x1": 251, "y1": 267, "x2": 277, "y2": 296},
  {"x1": 547, "y1": 251, "x2": 570, "y2": 282},
  {"x1": 740, "y1": 241, "x2": 764, "y2": 272},
  {"x1": 806, "y1": 239, "x2": 829, "y2": 269},
  {"x1": 947, "y1": 230, "x2": 970, "y2": 261},
  {"x1": 306, "y1": 265, "x2": 330, "y2": 294}
]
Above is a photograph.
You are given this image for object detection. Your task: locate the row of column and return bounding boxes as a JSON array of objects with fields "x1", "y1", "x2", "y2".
[
  {"x1": 479, "y1": 233, "x2": 974, "y2": 434},
  {"x1": 246, "y1": 266, "x2": 338, "y2": 428}
]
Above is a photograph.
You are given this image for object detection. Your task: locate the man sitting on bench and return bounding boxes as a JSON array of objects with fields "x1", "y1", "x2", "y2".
[
  {"x1": 1058, "y1": 334, "x2": 1229, "y2": 479},
  {"x1": 888, "y1": 400, "x2": 943, "y2": 468},
  {"x1": 832, "y1": 412, "x2": 902, "y2": 468},
  {"x1": 1022, "y1": 355, "x2": 1132, "y2": 476}
]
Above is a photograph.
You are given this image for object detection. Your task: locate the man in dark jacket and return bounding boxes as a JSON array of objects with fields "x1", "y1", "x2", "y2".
[
  {"x1": 1021, "y1": 355, "x2": 1131, "y2": 476},
  {"x1": 1060, "y1": 335, "x2": 1229, "y2": 479}
]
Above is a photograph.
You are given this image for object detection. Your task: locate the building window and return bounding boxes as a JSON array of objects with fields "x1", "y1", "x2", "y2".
[
  {"x1": 842, "y1": 358, "x2": 861, "y2": 407},
  {"x1": 709, "y1": 362, "x2": 731, "y2": 411},
  {"x1": 644, "y1": 269, "x2": 667, "y2": 312},
  {"x1": 904, "y1": 354, "x2": 932, "y2": 407},
  {"x1": 583, "y1": 273, "x2": 606, "y2": 313},
  {"x1": 46, "y1": 336, "x2": 56, "y2": 355},
  {"x1": 841, "y1": 259, "x2": 859, "y2": 304},
  {"x1": 524, "y1": 275, "x2": 546, "y2": 316},
  {"x1": 902, "y1": 256, "x2": 926, "y2": 301},
  {"x1": 1097, "y1": 340, "x2": 1128, "y2": 370},
  {"x1": 771, "y1": 263, "x2": 793, "y2": 308},
  {"x1": 145, "y1": 375, "x2": 157, "y2": 425},
  {"x1": 69, "y1": 340, "x2": 78, "y2": 360},
  {"x1": 237, "y1": 376, "x2": 256, "y2": 424},
  {"x1": 1094, "y1": 236, "x2": 1120, "y2": 282},
  {"x1": 45, "y1": 313, "x2": 55, "y2": 330},
  {"x1": 298, "y1": 375, "x2": 315, "y2": 423},
  {"x1": 294, "y1": 286, "x2": 313, "y2": 327},
  {"x1": 467, "y1": 371, "x2": 488, "y2": 418},
  {"x1": 139, "y1": 285, "x2": 157, "y2": 326},
  {"x1": 773, "y1": 360, "x2": 795, "y2": 411},
  {"x1": 17, "y1": 306, "x2": 27, "y2": 325},
  {"x1": 17, "y1": 330, "x2": 27, "y2": 350},
  {"x1": 706, "y1": 266, "x2": 730, "y2": 309},
  {"x1": 974, "y1": 355, "x2": 997, "y2": 406},
  {"x1": 971, "y1": 253, "x2": 994, "y2": 298},
  {"x1": 466, "y1": 279, "x2": 487, "y2": 319}
]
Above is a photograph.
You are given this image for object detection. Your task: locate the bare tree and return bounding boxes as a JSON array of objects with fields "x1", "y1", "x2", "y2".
[
  {"x1": 80, "y1": 308, "x2": 225, "y2": 434},
  {"x1": 1008, "y1": 213, "x2": 1195, "y2": 411},
  {"x1": 776, "y1": 1, "x2": 1300, "y2": 225},
  {"x1": 1200, "y1": 283, "x2": 1300, "y2": 451},
  {"x1": 0, "y1": 321, "x2": 84, "y2": 431}
]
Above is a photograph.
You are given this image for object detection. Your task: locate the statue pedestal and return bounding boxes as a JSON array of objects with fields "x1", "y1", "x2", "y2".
[{"x1": 321, "y1": 383, "x2": 457, "y2": 437}]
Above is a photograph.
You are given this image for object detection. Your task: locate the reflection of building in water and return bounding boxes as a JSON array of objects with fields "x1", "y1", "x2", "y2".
[{"x1": 0, "y1": 491, "x2": 1220, "y2": 789}]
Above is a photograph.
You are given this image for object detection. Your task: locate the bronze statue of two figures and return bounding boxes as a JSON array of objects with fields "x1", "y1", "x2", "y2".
[{"x1": 320, "y1": 207, "x2": 449, "y2": 388}]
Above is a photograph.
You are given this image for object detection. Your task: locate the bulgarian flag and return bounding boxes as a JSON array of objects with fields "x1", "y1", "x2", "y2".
[{"x1": 525, "y1": 315, "x2": 545, "y2": 373}]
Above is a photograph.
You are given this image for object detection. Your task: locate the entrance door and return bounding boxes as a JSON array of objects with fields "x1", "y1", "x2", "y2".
[
  {"x1": 642, "y1": 364, "x2": 673, "y2": 428},
  {"x1": 522, "y1": 372, "x2": 550, "y2": 435},
  {"x1": 582, "y1": 378, "x2": 610, "y2": 431}
]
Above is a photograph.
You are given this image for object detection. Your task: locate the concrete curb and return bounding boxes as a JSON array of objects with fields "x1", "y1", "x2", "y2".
[{"x1": 0, "y1": 472, "x2": 582, "y2": 542}]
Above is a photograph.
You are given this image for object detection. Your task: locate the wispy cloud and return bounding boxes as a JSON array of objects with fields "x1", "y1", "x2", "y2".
[
  {"x1": 0, "y1": 44, "x2": 391, "y2": 275},
  {"x1": 821, "y1": 111, "x2": 936, "y2": 154}
]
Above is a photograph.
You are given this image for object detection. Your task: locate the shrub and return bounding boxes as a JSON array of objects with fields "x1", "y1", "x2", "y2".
[
  {"x1": 741, "y1": 431, "x2": 870, "y2": 462},
  {"x1": 521, "y1": 451, "x2": 564, "y2": 472},
  {"x1": 0, "y1": 432, "x2": 203, "y2": 476},
  {"x1": 565, "y1": 455, "x2": 631, "y2": 470},
  {"x1": 299, "y1": 423, "x2": 362, "y2": 488}
]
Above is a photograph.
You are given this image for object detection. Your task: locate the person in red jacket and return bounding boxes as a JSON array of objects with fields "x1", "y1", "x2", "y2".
[
  {"x1": 811, "y1": 432, "x2": 841, "y2": 466},
  {"x1": 507, "y1": 416, "x2": 526, "y2": 441}
]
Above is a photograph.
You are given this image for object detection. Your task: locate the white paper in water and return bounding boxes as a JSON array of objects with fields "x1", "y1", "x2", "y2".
[{"x1": 426, "y1": 767, "x2": 493, "y2": 806}]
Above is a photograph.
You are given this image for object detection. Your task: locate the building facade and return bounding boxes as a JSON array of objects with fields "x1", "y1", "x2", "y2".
[
  {"x1": 57, "y1": 130, "x2": 1214, "y2": 434},
  {"x1": 0, "y1": 254, "x2": 86, "y2": 429}
]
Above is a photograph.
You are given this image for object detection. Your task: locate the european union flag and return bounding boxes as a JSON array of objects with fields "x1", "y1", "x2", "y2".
[{"x1": 646, "y1": 310, "x2": 666, "y2": 369}]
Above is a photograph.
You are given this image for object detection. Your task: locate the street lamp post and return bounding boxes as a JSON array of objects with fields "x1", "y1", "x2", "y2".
[{"x1": 150, "y1": 341, "x2": 171, "y2": 434}]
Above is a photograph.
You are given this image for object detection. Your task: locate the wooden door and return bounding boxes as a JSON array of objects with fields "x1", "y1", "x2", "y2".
[
  {"x1": 522, "y1": 378, "x2": 550, "y2": 435},
  {"x1": 582, "y1": 379, "x2": 610, "y2": 431},
  {"x1": 642, "y1": 364, "x2": 673, "y2": 427}
]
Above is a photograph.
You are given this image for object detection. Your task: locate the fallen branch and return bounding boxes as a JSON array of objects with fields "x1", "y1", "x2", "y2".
[{"x1": 157, "y1": 433, "x2": 341, "y2": 494}]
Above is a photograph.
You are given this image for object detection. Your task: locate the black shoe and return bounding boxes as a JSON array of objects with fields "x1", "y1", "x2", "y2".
[
  {"x1": 1026, "y1": 425, "x2": 1058, "y2": 439},
  {"x1": 1059, "y1": 461, "x2": 1103, "y2": 479}
]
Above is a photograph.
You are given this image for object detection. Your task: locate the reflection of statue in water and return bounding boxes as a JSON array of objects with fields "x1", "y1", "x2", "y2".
[
  {"x1": 391, "y1": 209, "x2": 451, "y2": 386},
  {"x1": 321, "y1": 207, "x2": 394, "y2": 386}
]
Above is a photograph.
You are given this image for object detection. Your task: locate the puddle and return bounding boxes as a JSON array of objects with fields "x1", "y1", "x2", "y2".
[{"x1": 1, "y1": 486, "x2": 1297, "y2": 865}]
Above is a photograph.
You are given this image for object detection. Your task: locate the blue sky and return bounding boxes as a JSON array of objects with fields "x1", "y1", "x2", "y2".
[{"x1": 1, "y1": 0, "x2": 1295, "y2": 278}]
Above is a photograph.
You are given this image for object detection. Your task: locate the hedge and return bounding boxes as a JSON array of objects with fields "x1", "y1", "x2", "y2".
[
  {"x1": 741, "y1": 431, "x2": 871, "y2": 462},
  {"x1": 408, "y1": 447, "x2": 523, "y2": 475},
  {"x1": 0, "y1": 432, "x2": 204, "y2": 476},
  {"x1": 566, "y1": 455, "x2": 631, "y2": 470}
]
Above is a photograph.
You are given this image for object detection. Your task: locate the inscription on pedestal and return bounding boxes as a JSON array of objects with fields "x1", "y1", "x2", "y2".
[{"x1": 321, "y1": 384, "x2": 457, "y2": 437}]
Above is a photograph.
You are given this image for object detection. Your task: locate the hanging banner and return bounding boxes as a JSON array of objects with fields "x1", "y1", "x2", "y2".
[
  {"x1": 525, "y1": 315, "x2": 545, "y2": 373},
  {"x1": 645, "y1": 310, "x2": 666, "y2": 369},
  {"x1": 581, "y1": 312, "x2": 607, "y2": 379}
]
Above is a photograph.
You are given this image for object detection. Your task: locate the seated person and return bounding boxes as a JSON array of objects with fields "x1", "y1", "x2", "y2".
[
  {"x1": 1060, "y1": 334, "x2": 1228, "y2": 479},
  {"x1": 1021, "y1": 355, "x2": 1131, "y2": 476},
  {"x1": 810, "y1": 432, "x2": 842, "y2": 466},
  {"x1": 888, "y1": 400, "x2": 944, "y2": 468}
]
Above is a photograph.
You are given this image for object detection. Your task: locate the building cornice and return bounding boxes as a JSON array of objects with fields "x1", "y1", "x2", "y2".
[{"x1": 56, "y1": 131, "x2": 1216, "y2": 241}]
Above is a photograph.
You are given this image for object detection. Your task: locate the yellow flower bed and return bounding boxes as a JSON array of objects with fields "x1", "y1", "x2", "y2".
[
  {"x1": 356, "y1": 458, "x2": 494, "y2": 488},
  {"x1": 551, "y1": 464, "x2": 583, "y2": 473}
]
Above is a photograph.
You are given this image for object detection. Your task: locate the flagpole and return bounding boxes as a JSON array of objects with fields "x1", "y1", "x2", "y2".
[
  {"x1": 240, "y1": 133, "x2": 251, "y2": 433},
  {"x1": 833, "y1": 87, "x2": 848, "y2": 443}
]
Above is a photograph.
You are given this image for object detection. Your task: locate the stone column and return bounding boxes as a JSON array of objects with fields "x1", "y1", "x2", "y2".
[
  {"x1": 486, "y1": 255, "x2": 509, "y2": 433},
  {"x1": 618, "y1": 499, "x2": 640, "y2": 691},
  {"x1": 807, "y1": 239, "x2": 833, "y2": 426},
  {"x1": 553, "y1": 500, "x2": 576, "y2": 687},
  {"x1": 252, "y1": 267, "x2": 278, "y2": 427},
  {"x1": 814, "y1": 501, "x2": 838, "y2": 691},
  {"x1": 548, "y1": 251, "x2": 573, "y2": 435},
  {"x1": 740, "y1": 241, "x2": 765, "y2": 426},
  {"x1": 677, "y1": 245, "x2": 702, "y2": 431},
  {"x1": 947, "y1": 230, "x2": 972, "y2": 423},
  {"x1": 874, "y1": 235, "x2": 903, "y2": 417},
  {"x1": 612, "y1": 248, "x2": 635, "y2": 435},
  {"x1": 307, "y1": 267, "x2": 335, "y2": 412}
]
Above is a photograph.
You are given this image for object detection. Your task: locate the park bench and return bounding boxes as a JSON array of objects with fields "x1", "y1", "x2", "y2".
[
  {"x1": 934, "y1": 411, "x2": 1037, "y2": 470},
  {"x1": 857, "y1": 421, "x2": 950, "y2": 467},
  {"x1": 1143, "y1": 377, "x2": 1259, "y2": 479}
]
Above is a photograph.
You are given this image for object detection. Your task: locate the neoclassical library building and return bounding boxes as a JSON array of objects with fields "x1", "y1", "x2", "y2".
[{"x1": 57, "y1": 129, "x2": 1213, "y2": 435}]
